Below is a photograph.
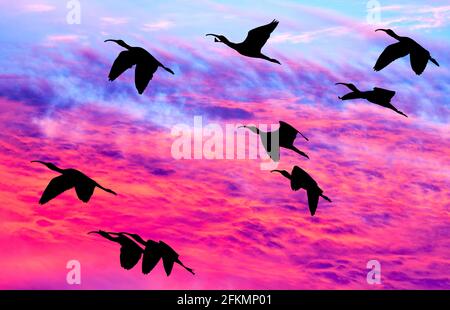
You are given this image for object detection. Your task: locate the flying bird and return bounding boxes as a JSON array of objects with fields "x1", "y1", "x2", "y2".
[
  {"x1": 374, "y1": 29, "x2": 439, "y2": 75},
  {"x1": 32, "y1": 161, "x2": 117, "y2": 204},
  {"x1": 105, "y1": 39, "x2": 174, "y2": 94},
  {"x1": 272, "y1": 166, "x2": 331, "y2": 216},
  {"x1": 206, "y1": 19, "x2": 281, "y2": 64},
  {"x1": 240, "y1": 121, "x2": 309, "y2": 161},
  {"x1": 89, "y1": 231, "x2": 195, "y2": 276},
  {"x1": 336, "y1": 83, "x2": 407, "y2": 117}
]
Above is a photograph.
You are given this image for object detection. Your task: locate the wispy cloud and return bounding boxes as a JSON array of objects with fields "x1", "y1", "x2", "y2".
[
  {"x1": 142, "y1": 20, "x2": 174, "y2": 31},
  {"x1": 378, "y1": 5, "x2": 450, "y2": 30},
  {"x1": 101, "y1": 16, "x2": 129, "y2": 26},
  {"x1": 23, "y1": 3, "x2": 56, "y2": 13},
  {"x1": 271, "y1": 26, "x2": 348, "y2": 44},
  {"x1": 45, "y1": 35, "x2": 84, "y2": 43}
]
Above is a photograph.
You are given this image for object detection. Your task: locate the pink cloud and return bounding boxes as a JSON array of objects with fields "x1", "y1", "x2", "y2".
[{"x1": 23, "y1": 3, "x2": 56, "y2": 13}]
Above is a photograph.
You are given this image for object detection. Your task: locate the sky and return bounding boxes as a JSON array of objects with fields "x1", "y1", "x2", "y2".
[{"x1": 0, "y1": 0, "x2": 449, "y2": 290}]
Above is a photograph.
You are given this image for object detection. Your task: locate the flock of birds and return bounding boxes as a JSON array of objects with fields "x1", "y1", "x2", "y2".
[{"x1": 32, "y1": 19, "x2": 439, "y2": 278}]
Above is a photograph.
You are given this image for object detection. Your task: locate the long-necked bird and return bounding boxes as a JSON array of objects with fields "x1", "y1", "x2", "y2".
[
  {"x1": 272, "y1": 166, "x2": 331, "y2": 216},
  {"x1": 374, "y1": 29, "x2": 439, "y2": 75},
  {"x1": 32, "y1": 161, "x2": 117, "y2": 204},
  {"x1": 240, "y1": 121, "x2": 309, "y2": 161},
  {"x1": 105, "y1": 39, "x2": 174, "y2": 94},
  {"x1": 335, "y1": 83, "x2": 407, "y2": 117},
  {"x1": 89, "y1": 231, "x2": 194, "y2": 276},
  {"x1": 206, "y1": 20, "x2": 281, "y2": 64}
]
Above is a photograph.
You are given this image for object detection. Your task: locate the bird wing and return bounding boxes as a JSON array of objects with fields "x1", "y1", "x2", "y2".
[
  {"x1": 142, "y1": 244, "x2": 162, "y2": 275},
  {"x1": 119, "y1": 242, "x2": 143, "y2": 270},
  {"x1": 108, "y1": 51, "x2": 136, "y2": 81},
  {"x1": 74, "y1": 180, "x2": 96, "y2": 203},
  {"x1": 260, "y1": 132, "x2": 280, "y2": 162},
  {"x1": 279, "y1": 121, "x2": 301, "y2": 145},
  {"x1": 242, "y1": 20, "x2": 279, "y2": 52},
  {"x1": 306, "y1": 188, "x2": 320, "y2": 216},
  {"x1": 291, "y1": 166, "x2": 315, "y2": 191},
  {"x1": 374, "y1": 42, "x2": 410, "y2": 71},
  {"x1": 162, "y1": 257, "x2": 175, "y2": 276},
  {"x1": 339, "y1": 92, "x2": 362, "y2": 100},
  {"x1": 39, "y1": 175, "x2": 75, "y2": 204},
  {"x1": 134, "y1": 59, "x2": 158, "y2": 94},
  {"x1": 409, "y1": 47, "x2": 429, "y2": 75},
  {"x1": 158, "y1": 241, "x2": 180, "y2": 276},
  {"x1": 373, "y1": 87, "x2": 396, "y2": 102}
]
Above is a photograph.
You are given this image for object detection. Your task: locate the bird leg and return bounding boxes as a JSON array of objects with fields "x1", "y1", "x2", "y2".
[
  {"x1": 176, "y1": 258, "x2": 195, "y2": 275},
  {"x1": 430, "y1": 57, "x2": 439, "y2": 67},
  {"x1": 320, "y1": 193, "x2": 332, "y2": 202}
]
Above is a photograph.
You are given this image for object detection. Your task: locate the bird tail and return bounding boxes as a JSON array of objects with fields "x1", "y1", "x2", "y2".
[
  {"x1": 161, "y1": 65, "x2": 175, "y2": 75},
  {"x1": 430, "y1": 56, "x2": 439, "y2": 67}
]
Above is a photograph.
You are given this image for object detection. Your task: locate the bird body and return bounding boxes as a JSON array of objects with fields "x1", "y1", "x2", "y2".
[
  {"x1": 207, "y1": 20, "x2": 281, "y2": 64},
  {"x1": 89, "y1": 231, "x2": 194, "y2": 276},
  {"x1": 32, "y1": 161, "x2": 117, "y2": 204},
  {"x1": 272, "y1": 166, "x2": 331, "y2": 216},
  {"x1": 336, "y1": 83, "x2": 407, "y2": 117},
  {"x1": 105, "y1": 39, "x2": 174, "y2": 94},
  {"x1": 374, "y1": 29, "x2": 439, "y2": 75},
  {"x1": 240, "y1": 121, "x2": 309, "y2": 161}
]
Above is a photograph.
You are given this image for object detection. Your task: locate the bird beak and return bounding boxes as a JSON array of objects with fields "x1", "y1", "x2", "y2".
[
  {"x1": 375, "y1": 29, "x2": 388, "y2": 33},
  {"x1": 271, "y1": 170, "x2": 282, "y2": 174},
  {"x1": 238, "y1": 126, "x2": 246, "y2": 129},
  {"x1": 104, "y1": 39, "x2": 117, "y2": 43},
  {"x1": 87, "y1": 231, "x2": 100, "y2": 235},
  {"x1": 206, "y1": 34, "x2": 221, "y2": 42}
]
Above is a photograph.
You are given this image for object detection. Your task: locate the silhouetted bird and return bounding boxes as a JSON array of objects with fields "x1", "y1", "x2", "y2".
[
  {"x1": 32, "y1": 161, "x2": 117, "y2": 204},
  {"x1": 272, "y1": 166, "x2": 331, "y2": 216},
  {"x1": 206, "y1": 20, "x2": 281, "y2": 64},
  {"x1": 105, "y1": 39, "x2": 174, "y2": 94},
  {"x1": 89, "y1": 231, "x2": 195, "y2": 276},
  {"x1": 240, "y1": 121, "x2": 309, "y2": 161},
  {"x1": 374, "y1": 29, "x2": 439, "y2": 75},
  {"x1": 336, "y1": 83, "x2": 407, "y2": 117}
]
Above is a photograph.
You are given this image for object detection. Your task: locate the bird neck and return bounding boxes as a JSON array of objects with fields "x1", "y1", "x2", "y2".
[
  {"x1": 49, "y1": 164, "x2": 64, "y2": 173},
  {"x1": 33, "y1": 161, "x2": 64, "y2": 173},
  {"x1": 119, "y1": 41, "x2": 132, "y2": 49},
  {"x1": 222, "y1": 37, "x2": 236, "y2": 49},
  {"x1": 387, "y1": 30, "x2": 401, "y2": 41}
]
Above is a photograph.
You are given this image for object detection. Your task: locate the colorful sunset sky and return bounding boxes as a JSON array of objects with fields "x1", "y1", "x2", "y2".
[{"x1": 0, "y1": 0, "x2": 449, "y2": 289}]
